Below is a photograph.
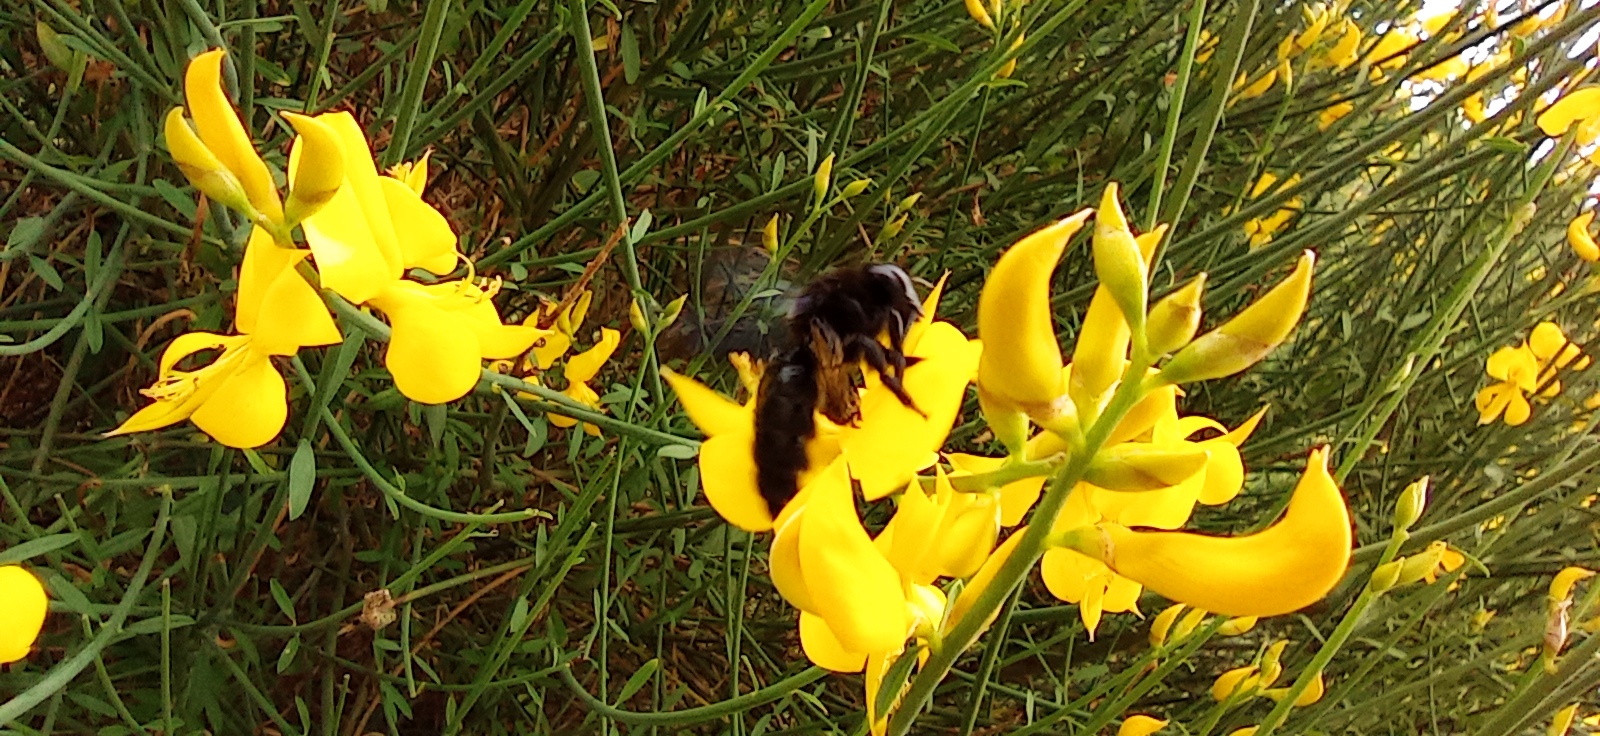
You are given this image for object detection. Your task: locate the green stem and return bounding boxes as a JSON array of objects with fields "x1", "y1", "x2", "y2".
[
  {"x1": 569, "y1": 0, "x2": 641, "y2": 293},
  {"x1": 556, "y1": 659, "x2": 828, "y2": 726},
  {"x1": 384, "y1": 0, "x2": 450, "y2": 165},
  {"x1": 1144, "y1": 0, "x2": 1205, "y2": 232}
]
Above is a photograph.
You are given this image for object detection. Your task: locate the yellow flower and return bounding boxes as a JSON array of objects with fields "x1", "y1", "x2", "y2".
[
  {"x1": 665, "y1": 282, "x2": 979, "y2": 530},
  {"x1": 294, "y1": 111, "x2": 461, "y2": 304},
  {"x1": 109, "y1": 227, "x2": 341, "y2": 447},
  {"x1": 367, "y1": 278, "x2": 548, "y2": 405},
  {"x1": 1241, "y1": 173, "x2": 1302, "y2": 248},
  {"x1": 1476, "y1": 345, "x2": 1539, "y2": 425},
  {"x1": 546, "y1": 327, "x2": 621, "y2": 435},
  {"x1": 1056, "y1": 447, "x2": 1352, "y2": 618},
  {"x1": 165, "y1": 49, "x2": 283, "y2": 225},
  {"x1": 0, "y1": 565, "x2": 48, "y2": 664},
  {"x1": 1538, "y1": 88, "x2": 1600, "y2": 153},
  {"x1": 1233, "y1": 68, "x2": 1278, "y2": 101},
  {"x1": 1568, "y1": 211, "x2": 1599, "y2": 262}
]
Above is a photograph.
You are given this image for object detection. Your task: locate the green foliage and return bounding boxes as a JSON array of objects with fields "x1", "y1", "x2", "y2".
[{"x1": 3, "y1": 0, "x2": 1600, "y2": 733}]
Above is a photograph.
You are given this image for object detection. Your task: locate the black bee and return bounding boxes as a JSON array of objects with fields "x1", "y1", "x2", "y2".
[{"x1": 751, "y1": 264, "x2": 927, "y2": 517}]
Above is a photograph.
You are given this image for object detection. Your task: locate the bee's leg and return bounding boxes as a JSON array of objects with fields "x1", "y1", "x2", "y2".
[{"x1": 851, "y1": 337, "x2": 928, "y2": 417}]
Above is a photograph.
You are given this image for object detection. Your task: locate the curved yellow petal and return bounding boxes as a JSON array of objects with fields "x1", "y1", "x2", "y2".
[
  {"x1": 281, "y1": 111, "x2": 346, "y2": 226},
  {"x1": 163, "y1": 107, "x2": 250, "y2": 212},
  {"x1": 1550, "y1": 566, "x2": 1595, "y2": 602},
  {"x1": 463, "y1": 296, "x2": 544, "y2": 359},
  {"x1": 300, "y1": 180, "x2": 400, "y2": 304},
  {"x1": 184, "y1": 49, "x2": 281, "y2": 222},
  {"x1": 947, "y1": 453, "x2": 1047, "y2": 527},
  {"x1": 239, "y1": 228, "x2": 340, "y2": 354},
  {"x1": 566, "y1": 328, "x2": 621, "y2": 383},
  {"x1": 0, "y1": 566, "x2": 48, "y2": 664},
  {"x1": 799, "y1": 611, "x2": 868, "y2": 672},
  {"x1": 1504, "y1": 392, "x2": 1533, "y2": 426},
  {"x1": 190, "y1": 352, "x2": 289, "y2": 448},
  {"x1": 771, "y1": 506, "x2": 817, "y2": 612},
  {"x1": 844, "y1": 322, "x2": 979, "y2": 500},
  {"x1": 1162, "y1": 251, "x2": 1314, "y2": 384},
  {"x1": 698, "y1": 431, "x2": 773, "y2": 532},
  {"x1": 1196, "y1": 439, "x2": 1245, "y2": 506},
  {"x1": 379, "y1": 176, "x2": 459, "y2": 275},
  {"x1": 932, "y1": 490, "x2": 1000, "y2": 579},
  {"x1": 798, "y1": 459, "x2": 908, "y2": 654},
  {"x1": 1075, "y1": 447, "x2": 1352, "y2": 617},
  {"x1": 884, "y1": 477, "x2": 943, "y2": 583},
  {"x1": 977, "y1": 211, "x2": 1092, "y2": 411},
  {"x1": 1530, "y1": 322, "x2": 1569, "y2": 361},
  {"x1": 307, "y1": 111, "x2": 404, "y2": 278}
]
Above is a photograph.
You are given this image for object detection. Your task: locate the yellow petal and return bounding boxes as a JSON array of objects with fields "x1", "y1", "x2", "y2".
[
  {"x1": 300, "y1": 177, "x2": 401, "y2": 304},
  {"x1": 1161, "y1": 251, "x2": 1314, "y2": 384},
  {"x1": 189, "y1": 351, "x2": 289, "y2": 448},
  {"x1": 1530, "y1": 322, "x2": 1568, "y2": 362},
  {"x1": 238, "y1": 228, "x2": 340, "y2": 354},
  {"x1": 1569, "y1": 212, "x2": 1600, "y2": 262},
  {"x1": 184, "y1": 49, "x2": 282, "y2": 222},
  {"x1": 1218, "y1": 615, "x2": 1258, "y2": 636},
  {"x1": 566, "y1": 328, "x2": 621, "y2": 383},
  {"x1": 1118, "y1": 715, "x2": 1169, "y2": 736},
  {"x1": 1539, "y1": 88, "x2": 1600, "y2": 138},
  {"x1": 379, "y1": 176, "x2": 460, "y2": 275},
  {"x1": 0, "y1": 566, "x2": 48, "y2": 664},
  {"x1": 281, "y1": 111, "x2": 346, "y2": 226},
  {"x1": 1150, "y1": 603, "x2": 1185, "y2": 646},
  {"x1": 798, "y1": 459, "x2": 909, "y2": 654},
  {"x1": 799, "y1": 611, "x2": 867, "y2": 672},
  {"x1": 1504, "y1": 392, "x2": 1533, "y2": 426},
  {"x1": 770, "y1": 503, "x2": 817, "y2": 612},
  {"x1": 977, "y1": 211, "x2": 1092, "y2": 412},
  {"x1": 843, "y1": 322, "x2": 980, "y2": 500},
  {"x1": 946, "y1": 453, "x2": 1047, "y2": 527},
  {"x1": 932, "y1": 490, "x2": 1000, "y2": 579},
  {"x1": 162, "y1": 107, "x2": 250, "y2": 212},
  {"x1": 698, "y1": 431, "x2": 773, "y2": 532},
  {"x1": 1551, "y1": 703, "x2": 1580, "y2": 736},
  {"x1": 662, "y1": 369, "x2": 750, "y2": 437},
  {"x1": 1550, "y1": 567, "x2": 1595, "y2": 602},
  {"x1": 305, "y1": 111, "x2": 405, "y2": 281},
  {"x1": 1213, "y1": 665, "x2": 1262, "y2": 701},
  {"x1": 374, "y1": 286, "x2": 484, "y2": 404},
  {"x1": 1073, "y1": 447, "x2": 1352, "y2": 617},
  {"x1": 884, "y1": 476, "x2": 943, "y2": 583}
]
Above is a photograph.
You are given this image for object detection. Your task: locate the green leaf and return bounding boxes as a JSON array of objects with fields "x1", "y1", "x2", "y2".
[
  {"x1": 7, "y1": 217, "x2": 46, "y2": 255},
  {"x1": 30, "y1": 255, "x2": 64, "y2": 291},
  {"x1": 620, "y1": 24, "x2": 640, "y2": 84},
  {"x1": 288, "y1": 438, "x2": 316, "y2": 520},
  {"x1": 655, "y1": 444, "x2": 699, "y2": 459},
  {"x1": 905, "y1": 32, "x2": 960, "y2": 53},
  {"x1": 0, "y1": 534, "x2": 77, "y2": 563},
  {"x1": 277, "y1": 635, "x2": 300, "y2": 673},
  {"x1": 270, "y1": 578, "x2": 296, "y2": 623},
  {"x1": 615, "y1": 658, "x2": 660, "y2": 703}
]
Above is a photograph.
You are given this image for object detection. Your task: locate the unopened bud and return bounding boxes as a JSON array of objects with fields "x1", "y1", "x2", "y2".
[
  {"x1": 1393, "y1": 476, "x2": 1429, "y2": 531},
  {"x1": 1093, "y1": 184, "x2": 1149, "y2": 334},
  {"x1": 812, "y1": 153, "x2": 835, "y2": 208},
  {"x1": 934, "y1": 492, "x2": 1002, "y2": 579},
  {"x1": 1147, "y1": 274, "x2": 1206, "y2": 355},
  {"x1": 1369, "y1": 559, "x2": 1403, "y2": 593},
  {"x1": 1085, "y1": 442, "x2": 1209, "y2": 491},
  {"x1": 659, "y1": 294, "x2": 688, "y2": 332},
  {"x1": 163, "y1": 107, "x2": 254, "y2": 217},
  {"x1": 881, "y1": 213, "x2": 910, "y2": 240},
  {"x1": 895, "y1": 193, "x2": 923, "y2": 214},
  {"x1": 1550, "y1": 566, "x2": 1595, "y2": 603},
  {"x1": 1150, "y1": 604, "x2": 1186, "y2": 646},
  {"x1": 763, "y1": 214, "x2": 780, "y2": 254},
  {"x1": 281, "y1": 112, "x2": 346, "y2": 226},
  {"x1": 964, "y1": 0, "x2": 995, "y2": 29},
  {"x1": 36, "y1": 21, "x2": 77, "y2": 71},
  {"x1": 1160, "y1": 251, "x2": 1315, "y2": 384},
  {"x1": 1218, "y1": 615, "x2": 1258, "y2": 636},
  {"x1": 997, "y1": 33, "x2": 1025, "y2": 79},
  {"x1": 628, "y1": 297, "x2": 650, "y2": 334},
  {"x1": 1395, "y1": 542, "x2": 1448, "y2": 587},
  {"x1": 841, "y1": 178, "x2": 872, "y2": 199}
]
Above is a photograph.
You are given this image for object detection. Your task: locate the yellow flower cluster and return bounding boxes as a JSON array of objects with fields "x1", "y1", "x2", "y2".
[
  {"x1": 1476, "y1": 322, "x2": 1589, "y2": 426},
  {"x1": 1230, "y1": 2, "x2": 1360, "y2": 103},
  {"x1": 1241, "y1": 172, "x2": 1303, "y2": 249},
  {"x1": 665, "y1": 184, "x2": 1353, "y2": 732},
  {"x1": 110, "y1": 49, "x2": 566, "y2": 448}
]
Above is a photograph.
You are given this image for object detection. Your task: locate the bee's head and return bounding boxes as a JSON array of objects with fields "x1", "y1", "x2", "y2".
[{"x1": 867, "y1": 264, "x2": 922, "y2": 319}]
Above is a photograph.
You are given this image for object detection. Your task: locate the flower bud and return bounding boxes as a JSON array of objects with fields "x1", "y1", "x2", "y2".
[
  {"x1": 763, "y1": 214, "x2": 781, "y2": 254},
  {"x1": 997, "y1": 33, "x2": 1025, "y2": 79},
  {"x1": 628, "y1": 297, "x2": 650, "y2": 334},
  {"x1": 1093, "y1": 183, "x2": 1149, "y2": 335},
  {"x1": 934, "y1": 492, "x2": 1001, "y2": 579},
  {"x1": 35, "y1": 21, "x2": 77, "y2": 72},
  {"x1": 1368, "y1": 559, "x2": 1402, "y2": 593},
  {"x1": 841, "y1": 178, "x2": 872, "y2": 199},
  {"x1": 1218, "y1": 615, "x2": 1258, "y2": 636},
  {"x1": 1118, "y1": 715, "x2": 1168, "y2": 736},
  {"x1": 1550, "y1": 566, "x2": 1595, "y2": 603},
  {"x1": 1212, "y1": 665, "x2": 1262, "y2": 701},
  {"x1": 659, "y1": 294, "x2": 688, "y2": 332},
  {"x1": 813, "y1": 153, "x2": 835, "y2": 208},
  {"x1": 881, "y1": 213, "x2": 910, "y2": 240},
  {"x1": 1085, "y1": 442, "x2": 1209, "y2": 491},
  {"x1": 281, "y1": 111, "x2": 346, "y2": 227},
  {"x1": 1259, "y1": 640, "x2": 1289, "y2": 686},
  {"x1": 895, "y1": 193, "x2": 923, "y2": 214},
  {"x1": 1395, "y1": 542, "x2": 1449, "y2": 587},
  {"x1": 964, "y1": 0, "x2": 995, "y2": 29},
  {"x1": 1393, "y1": 475, "x2": 1429, "y2": 531},
  {"x1": 1160, "y1": 251, "x2": 1315, "y2": 385},
  {"x1": 163, "y1": 107, "x2": 254, "y2": 216},
  {"x1": 1147, "y1": 275, "x2": 1206, "y2": 355}
]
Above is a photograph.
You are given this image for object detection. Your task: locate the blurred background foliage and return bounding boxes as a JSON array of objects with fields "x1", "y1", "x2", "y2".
[{"x1": 4, "y1": 0, "x2": 1600, "y2": 733}]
